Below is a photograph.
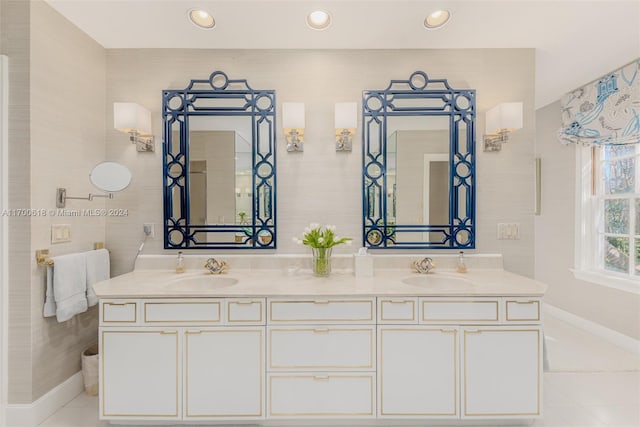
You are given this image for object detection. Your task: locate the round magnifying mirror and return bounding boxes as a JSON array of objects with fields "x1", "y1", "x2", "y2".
[{"x1": 90, "y1": 162, "x2": 132, "y2": 192}]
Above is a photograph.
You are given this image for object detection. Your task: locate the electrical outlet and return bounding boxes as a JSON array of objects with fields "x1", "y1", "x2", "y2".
[{"x1": 143, "y1": 223, "x2": 155, "y2": 238}]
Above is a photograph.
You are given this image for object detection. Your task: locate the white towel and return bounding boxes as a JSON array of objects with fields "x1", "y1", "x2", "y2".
[
  {"x1": 51, "y1": 253, "x2": 88, "y2": 322},
  {"x1": 43, "y1": 264, "x2": 57, "y2": 317},
  {"x1": 85, "y1": 249, "x2": 110, "y2": 307}
]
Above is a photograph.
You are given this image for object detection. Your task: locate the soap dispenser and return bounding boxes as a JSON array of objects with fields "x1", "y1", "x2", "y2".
[
  {"x1": 456, "y1": 251, "x2": 467, "y2": 273},
  {"x1": 176, "y1": 251, "x2": 185, "y2": 273},
  {"x1": 354, "y1": 247, "x2": 374, "y2": 277}
]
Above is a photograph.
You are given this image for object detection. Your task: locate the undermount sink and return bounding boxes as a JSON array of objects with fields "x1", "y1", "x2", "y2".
[
  {"x1": 164, "y1": 273, "x2": 238, "y2": 290},
  {"x1": 402, "y1": 274, "x2": 473, "y2": 289}
]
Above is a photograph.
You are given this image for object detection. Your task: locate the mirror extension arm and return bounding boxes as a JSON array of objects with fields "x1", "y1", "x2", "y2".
[{"x1": 56, "y1": 188, "x2": 113, "y2": 209}]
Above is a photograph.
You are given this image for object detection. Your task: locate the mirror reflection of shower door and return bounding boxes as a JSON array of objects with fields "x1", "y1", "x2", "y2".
[
  {"x1": 189, "y1": 160, "x2": 207, "y2": 225},
  {"x1": 424, "y1": 154, "x2": 449, "y2": 242}
]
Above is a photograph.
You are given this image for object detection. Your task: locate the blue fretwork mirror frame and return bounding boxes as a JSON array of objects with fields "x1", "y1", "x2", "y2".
[
  {"x1": 162, "y1": 71, "x2": 277, "y2": 249},
  {"x1": 362, "y1": 71, "x2": 476, "y2": 249}
]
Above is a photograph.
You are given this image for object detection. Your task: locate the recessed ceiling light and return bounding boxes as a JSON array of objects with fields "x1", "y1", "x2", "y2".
[
  {"x1": 188, "y1": 9, "x2": 215, "y2": 29},
  {"x1": 306, "y1": 10, "x2": 332, "y2": 30},
  {"x1": 424, "y1": 10, "x2": 451, "y2": 29}
]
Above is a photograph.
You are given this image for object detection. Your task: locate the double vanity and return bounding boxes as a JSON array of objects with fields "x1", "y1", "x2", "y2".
[
  {"x1": 93, "y1": 255, "x2": 546, "y2": 426},
  {"x1": 91, "y1": 68, "x2": 540, "y2": 425}
]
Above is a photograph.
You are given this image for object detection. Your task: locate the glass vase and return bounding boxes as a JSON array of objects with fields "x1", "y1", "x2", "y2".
[{"x1": 311, "y1": 247, "x2": 332, "y2": 277}]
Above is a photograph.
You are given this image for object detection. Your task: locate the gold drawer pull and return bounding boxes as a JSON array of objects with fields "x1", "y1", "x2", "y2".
[
  {"x1": 511, "y1": 300, "x2": 537, "y2": 305},
  {"x1": 234, "y1": 300, "x2": 256, "y2": 305},
  {"x1": 465, "y1": 329, "x2": 481, "y2": 334},
  {"x1": 313, "y1": 300, "x2": 330, "y2": 304},
  {"x1": 313, "y1": 328, "x2": 330, "y2": 333},
  {"x1": 440, "y1": 328, "x2": 456, "y2": 333},
  {"x1": 387, "y1": 300, "x2": 411, "y2": 304},
  {"x1": 106, "y1": 303, "x2": 130, "y2": 306},
  {"x1": 313, "y1": 376, "x2": 330, "y2": 381},
  {"x1": 160, "y1": 331, "x2": 177, "y2": 335},
  {"x1": 186, "y1": 330, "x2": 203, "y2": 335}
]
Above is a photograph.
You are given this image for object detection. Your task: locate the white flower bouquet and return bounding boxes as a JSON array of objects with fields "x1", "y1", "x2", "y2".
[{"x1": 293, "y1": 224, "x2": 352, "y2": 276}]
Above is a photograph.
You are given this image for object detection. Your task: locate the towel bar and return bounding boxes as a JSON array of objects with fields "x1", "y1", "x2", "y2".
[
  {"x1": 36, "y1": 249, "x2": 54, "y2": 266},
  {"x1": 36, "y1": 242, "x2": 107, "y2": 266}
]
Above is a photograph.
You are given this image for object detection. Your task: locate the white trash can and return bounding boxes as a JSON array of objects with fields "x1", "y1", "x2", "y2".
[{"x1": 81, "y1": 344, "x2": 99, "y2": 396}]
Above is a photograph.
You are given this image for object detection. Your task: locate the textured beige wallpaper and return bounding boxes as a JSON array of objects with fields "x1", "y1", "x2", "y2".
[
  {"x1": 29, "y1": 0, "x2": 106, "y2": 401},
  {"x1": 3, "y1": 0, "x2": 106, "y2": 403},
  {"x1": 2, "y1": 0, "x2": 33, "y2": 405}
]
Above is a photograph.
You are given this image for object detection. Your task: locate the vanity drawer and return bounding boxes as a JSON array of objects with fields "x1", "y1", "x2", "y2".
[
  {"x1": 505, "y1": 299, "x2": 541, "y2": 322},
  {"x1": 268, "y1": 326, "x2": 375, "y2": 371},
  {"x1": 377, "y1": 298, "x2": 418, "y2": 324},
  {"x1": 226, "y1": 299, "x2": 265, "y2": 324},
  {"x1": 101, "y1": 301, "x2": 137, "y2": 324},
  {"x1": 268, "y1": 299, "x2": 375, "y2": 324},
  {"x1": 420, "y1": 298, "x2": 500, "y2": 323},
  {"x1": 143, "y1": 300, "x2": 221, "y2": 324},
  {"x1": 268, "y1": 373, "x2": 375, "y2": 417}
]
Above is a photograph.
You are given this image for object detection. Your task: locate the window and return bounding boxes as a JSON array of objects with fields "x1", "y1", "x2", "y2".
[
  {"x1": 566, "y1": 60, "x2": 639, "y2": 292},
  {"x1": 600, "y1": 145, "x2": 639, "y2": 275},
  {"x1": 595, "y1": 144, "x2": 640, "y2": 276},
  {"x1": 575, "y1": 144, "x2": 640, "y2": 292}
]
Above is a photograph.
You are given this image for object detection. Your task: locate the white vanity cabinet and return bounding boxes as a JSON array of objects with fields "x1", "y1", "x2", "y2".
[
  {"x1": 465, "y1": 297, "x2": 543, "y2": 418},
  {"x1": 98, "y1": 291, "x2": 543, "y2": 425},
  {"x1": 99, "y1": 298, "x2": 265, "y2": 421},
  {"x1": 376, "y1": 296, "x2": 542, "y2": 420},
  {"x1": 266, "y1": 298, "x2": 376, "y2": 419}
]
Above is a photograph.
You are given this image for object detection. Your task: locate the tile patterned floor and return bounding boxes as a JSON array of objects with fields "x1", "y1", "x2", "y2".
[{"x1": 38, "y1": 310, "x2": 640, "y2": 427}]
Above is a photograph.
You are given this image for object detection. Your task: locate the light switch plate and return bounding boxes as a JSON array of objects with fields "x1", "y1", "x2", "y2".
[
  {"x1": 51, "y1": 224, "x2": 71, "y2": 244},
  {"x1": 497, "y1": 223, "x2": 520, "y2": 240}
]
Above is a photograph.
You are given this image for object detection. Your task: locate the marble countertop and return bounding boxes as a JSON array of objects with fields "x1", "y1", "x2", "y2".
[{"x1": 92, "y1": 267, "x2": 547, "y2": 299}]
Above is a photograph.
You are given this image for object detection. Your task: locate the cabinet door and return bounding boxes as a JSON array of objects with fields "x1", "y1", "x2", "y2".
[
  {"x1": 462, "y1": 327, "x2": 541, "y2": 418},
  {"x1": 378, "y1": 326, "x2": 458, "y2": 417},
  {"x1": 100, "y1": 328, "x2": 180, "y2": 419},
  {"x1": 185, "y1": 327, "x2": 264, "y2": 419}
]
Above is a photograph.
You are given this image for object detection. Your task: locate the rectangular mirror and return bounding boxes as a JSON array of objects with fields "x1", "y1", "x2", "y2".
[
  {"x1": 163, "y1": 71, "x2": 276, "y2": 249},
  {"x1": 362, "y1": 71, "x2": 476, "y2": 249}
]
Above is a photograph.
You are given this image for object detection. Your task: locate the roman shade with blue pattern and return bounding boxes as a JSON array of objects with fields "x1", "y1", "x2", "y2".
[{"x1": 558, "y1": 59, "x2": 639, "y2": 146}]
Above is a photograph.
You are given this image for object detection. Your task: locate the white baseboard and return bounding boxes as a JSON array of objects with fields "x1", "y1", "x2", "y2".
[
  {"x1": 544, "y1": 303, "x2": 640, "y2": 356},
  {"x1": 5, "y1": 372, "x2": 83, "y2": 427}
]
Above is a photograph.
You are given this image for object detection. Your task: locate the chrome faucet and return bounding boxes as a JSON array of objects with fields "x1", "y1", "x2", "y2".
[
  {"x1": 205, "y1": 258, "x2": 228, "y2": 274},
  {"x1": 413, "y1": 257, "x2": 435, "y2": 274}
]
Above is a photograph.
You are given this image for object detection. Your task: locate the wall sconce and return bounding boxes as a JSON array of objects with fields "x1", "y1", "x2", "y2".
[
  {"x1": 283, "y1": 102, "x2": 305, "y2": 152},
  {"x1": 335, "y1": 102, "x2": 357, "y2": 151},
  {"x1": 235, "y1": 187, "x2": 241, "y2": 197},
  {"x1": 483, "y1": 102, "x2": 523, "y2": 152},
  {"x1": 114, "y1": 102, "x2": 155, "y2": 152},
  {"x1": 244, "y1": 187, "x2": 251, "y2": 197}
]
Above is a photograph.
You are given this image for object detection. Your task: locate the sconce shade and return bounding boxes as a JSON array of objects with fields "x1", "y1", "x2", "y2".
[
  {"x1": 335, "y1": 102, "x2": 357, "y2": 129},
  {"x1": 486, "y1": 102, "x2": 523, "y2": 133},
  {"x1": 282, "y1": 103, "x2": 305, "y2": 129},
  {"x1": 114, "y1": 102, "x2": 152, "y2": 135}
]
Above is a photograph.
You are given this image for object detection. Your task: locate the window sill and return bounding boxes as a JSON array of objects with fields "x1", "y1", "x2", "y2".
[{"x1": 571, "y1": 269, "x2": 640, "y2": 295}]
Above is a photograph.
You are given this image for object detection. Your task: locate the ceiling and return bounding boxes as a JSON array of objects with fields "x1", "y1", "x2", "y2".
[{"x1": 45, "y1": 0, "x2": 640, "y2": 108}]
